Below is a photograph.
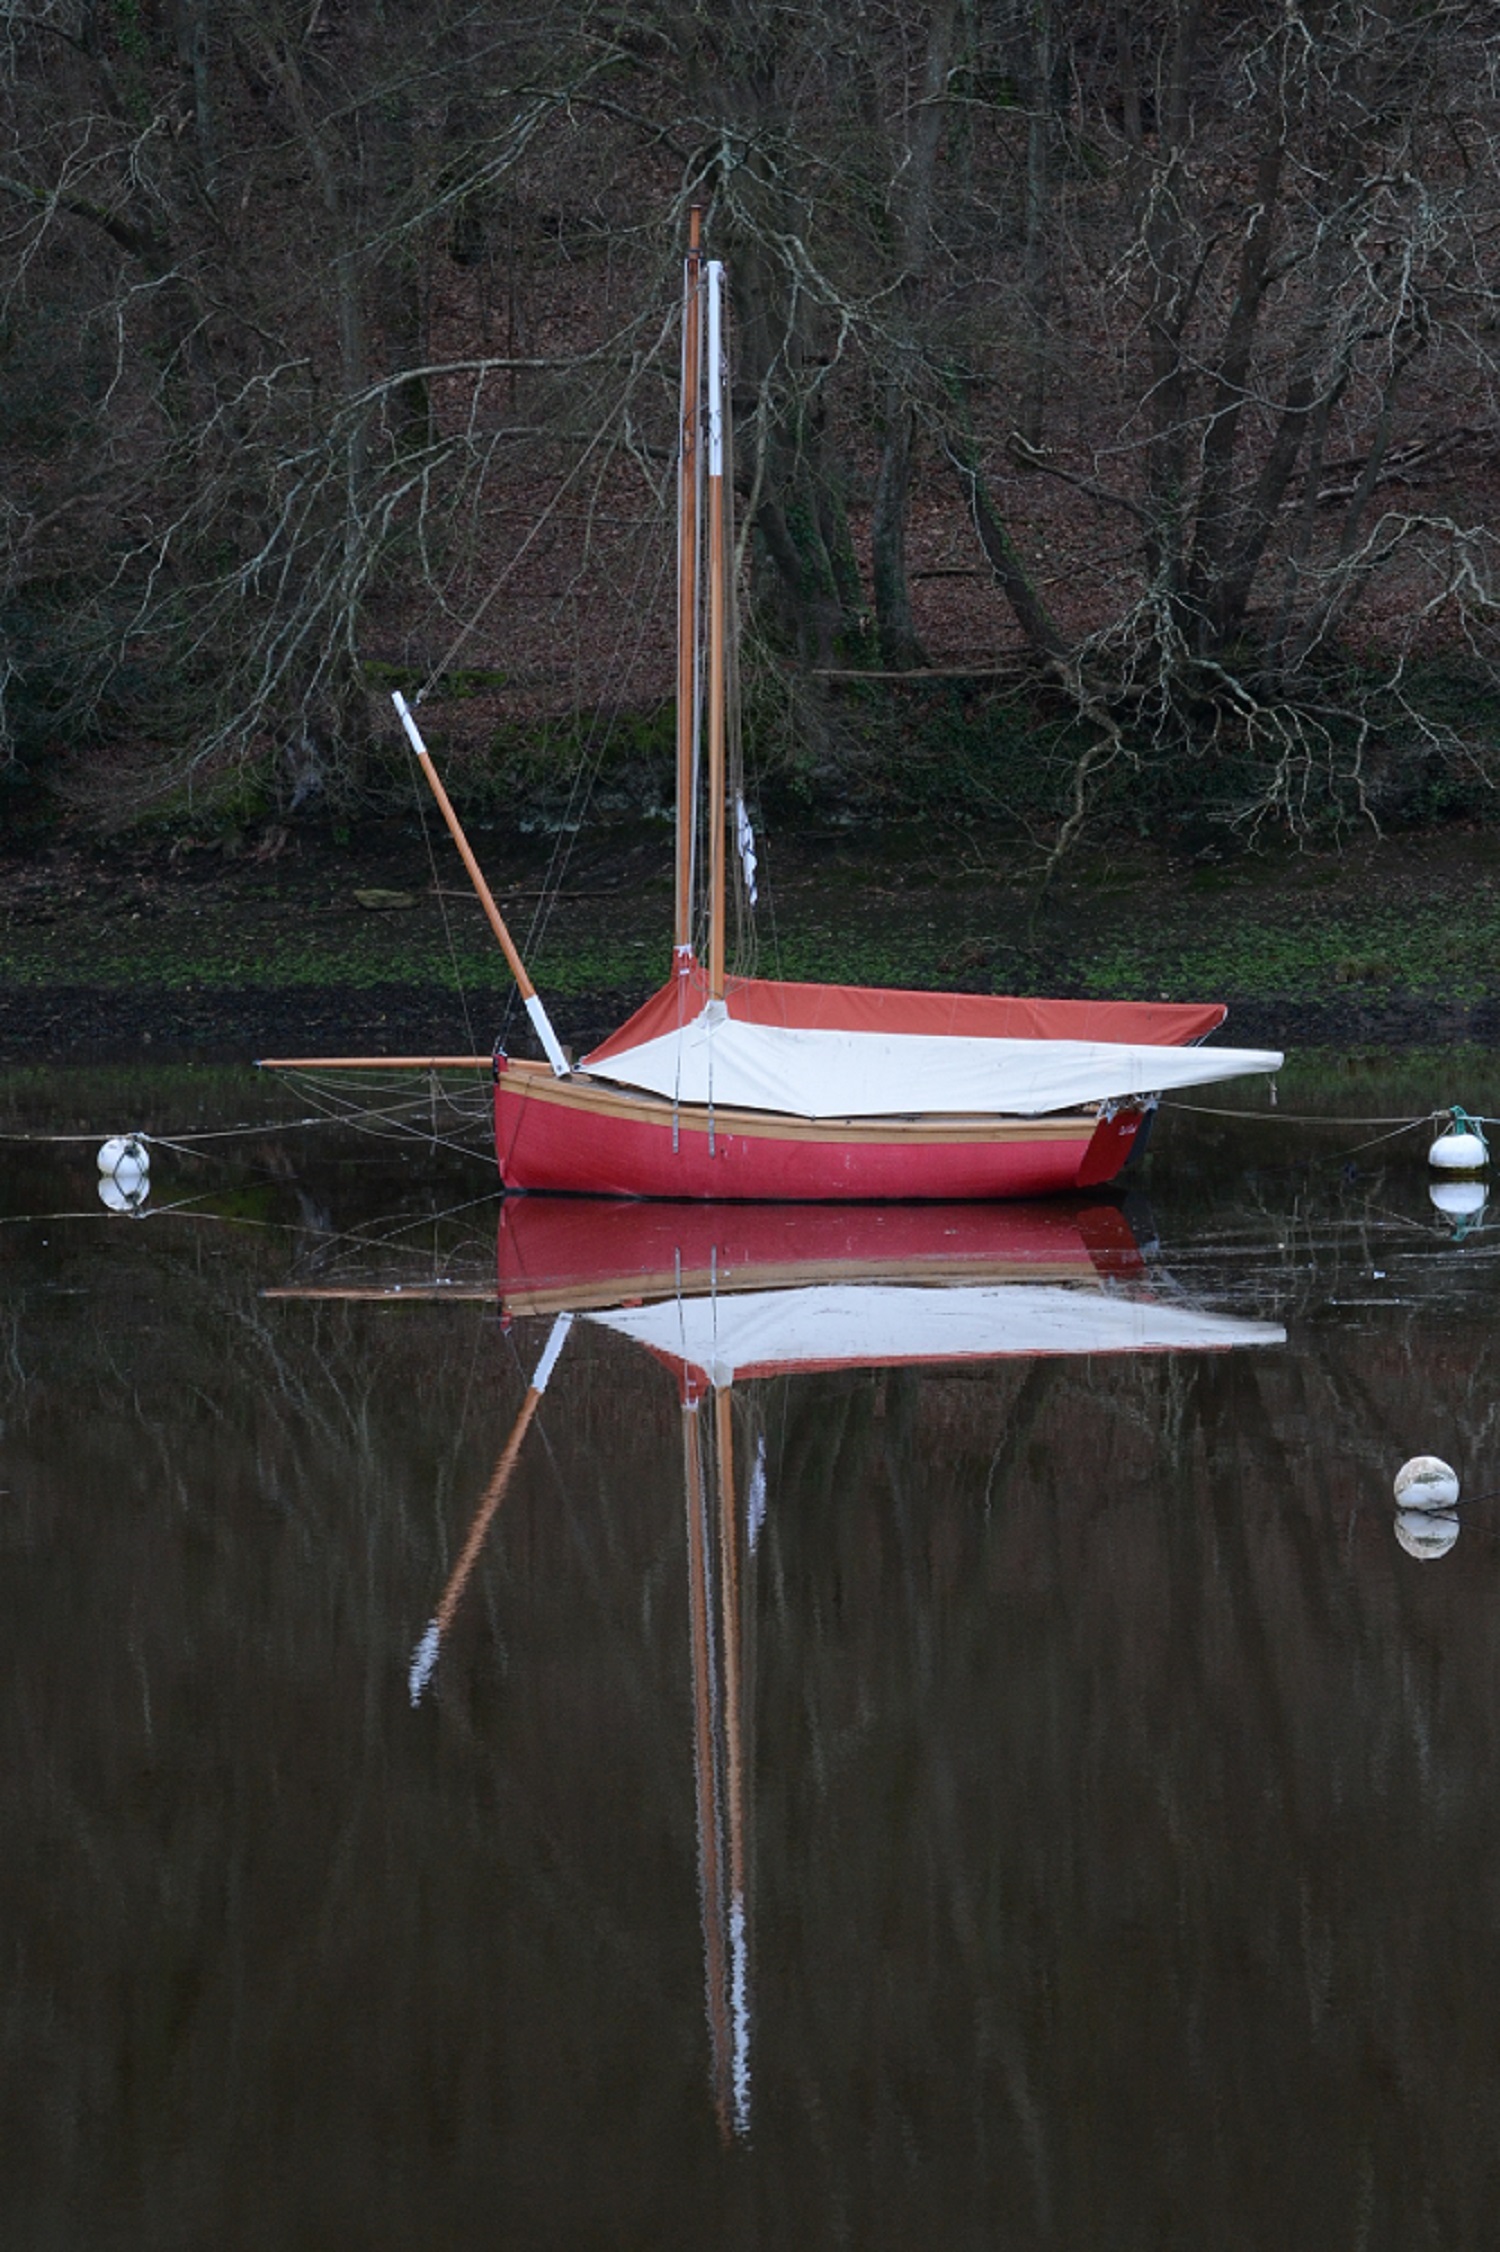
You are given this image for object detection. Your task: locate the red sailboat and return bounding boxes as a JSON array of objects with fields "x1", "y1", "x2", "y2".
[{"x1": 265, "y1": 213, "x2": 1281, "y2": 1198}]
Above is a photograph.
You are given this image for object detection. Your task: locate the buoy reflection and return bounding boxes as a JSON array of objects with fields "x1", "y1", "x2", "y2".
[
  {"x1": 97, "y1": 1169, "x2": 150, "y2": 1215},
  {"x1": 1395, "y1": 1508, "x2": 1460, "y2": 1561}
]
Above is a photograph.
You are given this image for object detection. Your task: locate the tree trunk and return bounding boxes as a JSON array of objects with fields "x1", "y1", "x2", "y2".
[
  {"x1": 870, "y1": 0, "x2": 957, "y2": 668},
  {"x1": 1140, "y1": 2, "x2": 1203, "y2": 607},
  {"x1": 947, "y1": 437, "x2": 1068, "y2": 663},
  {"x1": 872, "y1": 389, "x2": 922, "y2": 668},
  {"x1": 1018, "y1": 0, "x2": 1053, "y2": 452}
]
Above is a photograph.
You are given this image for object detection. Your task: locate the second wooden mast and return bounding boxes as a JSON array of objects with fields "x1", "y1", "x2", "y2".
[
  {"x1": 673, "y1": 215, "x2": 731, "y2": 1007},
  {"x1": 673, "y1": 211, "x2": 703, "y2": 970}
]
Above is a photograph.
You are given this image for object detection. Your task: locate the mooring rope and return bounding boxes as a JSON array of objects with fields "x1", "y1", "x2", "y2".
[
  {"x1": 1160, "y1": 1102, "x2": 1450, "y2": 1126},
  {"x1": 0, "y1": 1071, "x2": 495, "y2": 1166}
]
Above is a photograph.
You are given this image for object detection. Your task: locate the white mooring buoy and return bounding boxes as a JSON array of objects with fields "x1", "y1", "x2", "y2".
[
  {"x1": 1394, "y1": 1509, "x2": 1461, "y2": 1561},
  {"x1": 98, "y1": 1134, "x2": 150, "y2": 1178},
  {"x1": 1393, "y1": 1455, "x2": 1460, "y2": 1512},
  {"x1": 1429, "y1": 1108, "x2": 1488, "y2": 1176}
]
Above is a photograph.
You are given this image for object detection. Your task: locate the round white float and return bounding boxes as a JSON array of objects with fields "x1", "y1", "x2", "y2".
[
  {"x1": 1393, "y1": 1454, "x2": 1460, "y2": 1512},
  {"x1": 98, "y1": 1134, "x2": 149, "y2": 1176},
  {"x1": 1395, "y1": 1508, "x2": 1460, "y2": 1561},
  {"x1": 1429, "y1": 1130, "x2": 1488, "y2": 1174},
  {"x1": 98, "y1": 1172, "x2": 150, "y2": 1215},
  {"x1": 1430, "y1": 1178, "x2": 1487, "y2": 1218}
]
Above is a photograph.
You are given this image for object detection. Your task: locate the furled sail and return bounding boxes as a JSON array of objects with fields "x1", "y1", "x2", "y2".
[
  {"x1": 588, "y1": 1283, "x2": 1285, "y2": 1385},
  {"x1": 580, "y1": 971, "x2": 1280, "y2": 1120}
]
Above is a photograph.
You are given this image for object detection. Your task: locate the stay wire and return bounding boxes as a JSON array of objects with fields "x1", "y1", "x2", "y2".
[
  {"x1": 410, "y1": 750, "x2": 480, "y2": 1056},
  {"x1": 499, "y1": 531, "x2": 674, "y2": 1045},
  {"x1": 412, "y1": 365, "x2": 651, "y2": 704}
]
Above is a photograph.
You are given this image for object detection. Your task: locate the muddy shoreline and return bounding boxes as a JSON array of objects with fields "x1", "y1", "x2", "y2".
[
  {"x1": 5, "y1": 817, "x2": 1500, "y2": 1065},
  {"x1": 0, "y1": 980, "x2": 1486, "y2": 1067}
]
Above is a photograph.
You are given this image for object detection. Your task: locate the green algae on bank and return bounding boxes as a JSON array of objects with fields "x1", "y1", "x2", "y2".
[{"x1": 6, "y1": 822, "x2": 1500, "y2": 1044}]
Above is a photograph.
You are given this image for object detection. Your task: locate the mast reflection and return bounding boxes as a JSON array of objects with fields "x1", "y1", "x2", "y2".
[{"x1": 390, "y1": 1196, "x2": 1284, "y2": 2142}]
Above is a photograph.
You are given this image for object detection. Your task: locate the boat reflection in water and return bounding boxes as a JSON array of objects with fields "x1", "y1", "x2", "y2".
[{"x1": 392, "y1": 1197, "x2": 1284, "y2": 2143}]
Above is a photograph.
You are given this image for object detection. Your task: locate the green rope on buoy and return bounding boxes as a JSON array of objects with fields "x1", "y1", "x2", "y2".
[{"x1": 1448, "y1": 1105, "x2": 1489, "y2": 1152}]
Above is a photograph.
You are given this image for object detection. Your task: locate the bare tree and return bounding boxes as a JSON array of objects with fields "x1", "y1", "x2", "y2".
[{"x1": 1, "y1": 0, "x2": 1497, "y2": 845}]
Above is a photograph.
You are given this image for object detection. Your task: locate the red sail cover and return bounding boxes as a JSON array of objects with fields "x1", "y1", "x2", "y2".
[{"x1": 584, "y1": 969, "x2": 1226, "y2": 1068}]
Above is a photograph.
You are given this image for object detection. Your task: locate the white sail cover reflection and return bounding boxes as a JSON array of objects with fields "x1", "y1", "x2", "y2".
[
  {"x1": 584, "y1": 1009, "x2": 1283, "y2": 1119},
  {"x1": 589, "y1": 1282, "x2": 1284, "y2": 1385}
]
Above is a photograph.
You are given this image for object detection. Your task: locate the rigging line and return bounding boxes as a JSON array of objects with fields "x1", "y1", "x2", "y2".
[
  {"x1": 491, "y1": 335, "x2": 680, "y2": 1010},
  {"x1": 514, "y1": 531, "x2": 676, "y2": 984},
  {"x1": 414, "y1": 376, "x2": 654, "y2": 702},
  {"x1": 0, "y1": 1203, "x2": 409, "y2": 1242},
  {"x1": 0, "y1": 1116, "x2": 331, "y2": 1144},
  {"x1": 257, "y1": 1094, "x2": 493, "y2": 1166},
  {"x1": 411, "y1": 739, "x2": 480, "y2": 1057},
  {"x1": 297, "y1": 1115, "x2": 491, "y2": 1165},
  {"x1": 266, "y1": 1069, "x2": 492, "y2": 1119},
  {"x1": 493, "y1": 543, "x2": 672, "y2": 1049},
  {"x1": 1162, "y1": 1120, "x2": 1447, "y2": 1177},
  {"x1": 261, "y1": 1078, "x2": 489, "y2": 1135},
  {"x1": 279, "y1": 1200, "x2": 503, "y2": 1283},
  {"x1": 271, "y1": 1066, "x2": 489, "y2": 1097},
  {"x1": 262, "y1": 1068, "x2": 491, "y2": 1109}
]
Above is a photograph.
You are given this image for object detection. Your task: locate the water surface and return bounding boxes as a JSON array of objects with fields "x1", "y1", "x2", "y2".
[{"x1": 5, "y1": 1062, "x2": 1500, "y2": 2248}]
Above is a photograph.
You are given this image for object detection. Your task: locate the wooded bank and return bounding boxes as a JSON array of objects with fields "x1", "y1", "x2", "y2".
[{"x1": 3, "y1": 0, "x2": 1498, "y2": 851}]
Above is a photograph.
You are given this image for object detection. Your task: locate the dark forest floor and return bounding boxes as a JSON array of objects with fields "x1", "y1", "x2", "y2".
[{"x1": 5, "y1": 813, "x2": 1500, "y2": 1063}]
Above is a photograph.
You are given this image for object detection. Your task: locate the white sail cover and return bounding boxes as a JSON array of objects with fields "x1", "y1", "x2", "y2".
[
  {"x1": 589, "y1": 1283, "x2": 1284, "y2": 1385},
  {"x1": 583, "y1": 1006, "x2": 1282, "y2": 1120}
]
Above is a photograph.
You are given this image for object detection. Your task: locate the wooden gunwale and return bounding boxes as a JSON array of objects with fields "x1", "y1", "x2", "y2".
[
  {"x1": 500, "y1": 1255, "x2": 1104, "y2": 1318},
  {"x1": 498, "y1": 1056, "x2": 1096, "y2": 1145}
]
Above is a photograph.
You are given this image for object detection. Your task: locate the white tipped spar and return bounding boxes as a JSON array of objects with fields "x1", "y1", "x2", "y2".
[
  {"x1": 408, "y1": 1311, "x2": 573, "y2": 1704},
  {"x1": 391, "y1": 690, "x2": 569, "y2": 1079}
]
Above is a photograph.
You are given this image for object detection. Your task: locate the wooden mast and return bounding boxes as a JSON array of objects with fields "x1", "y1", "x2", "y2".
[
  {"x1": 684, "y1": 1392, "x2": 733, "y2": 2138},
  {"x1": 714, "y1": 1383, "x2": 751, "y2": 2138},
  {"x1": 674, "y1": 209, "x2": 703, "y2": 968},
  {"x1": 705, "y1": 260, "x2": 728, "y2": 1005}
]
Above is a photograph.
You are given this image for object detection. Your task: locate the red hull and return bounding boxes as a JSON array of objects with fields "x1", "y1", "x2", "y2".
[
  {"x1": 497, "y1": 1194, "x2": 1145, "y2": 1313},
  {"x1": 494, "y1": 1059, "x2": 1147, "y2": 1201}
]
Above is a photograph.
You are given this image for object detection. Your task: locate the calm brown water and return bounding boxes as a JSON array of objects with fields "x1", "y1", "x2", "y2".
[{"x1": 5, "y1": 1061, "x2": 1500, "y2": 2249}]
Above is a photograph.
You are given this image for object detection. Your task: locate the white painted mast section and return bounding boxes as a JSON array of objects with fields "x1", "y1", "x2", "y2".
[
  {"x1": 391, "y1": 690, "x2": 569, "y2": 1077},
  {"x1": 706, "y1": 262, "x2": 725, "y2": 479},
  {"x1": 705, "y1": 260, "x2": 728, "y2": 1012}
]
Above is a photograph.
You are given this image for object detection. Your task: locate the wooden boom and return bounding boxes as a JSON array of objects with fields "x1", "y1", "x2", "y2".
[{"x1": 257, "y1": 1055, "x2": 491, "y2": 1070}]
